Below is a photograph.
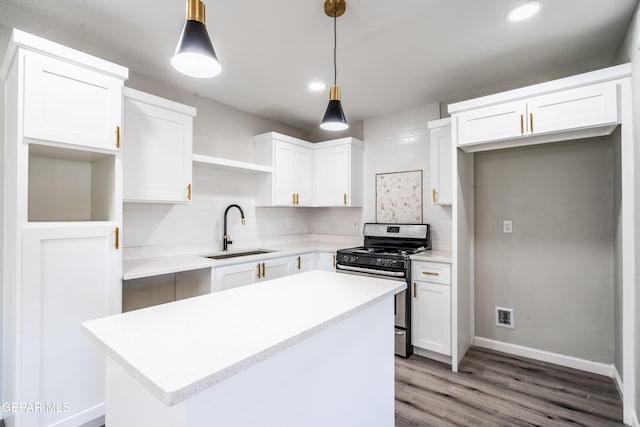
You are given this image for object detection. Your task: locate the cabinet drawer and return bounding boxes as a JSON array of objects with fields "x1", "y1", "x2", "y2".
[{"x1": 411, "y1": 261, "x2": 451, "y2": 285}]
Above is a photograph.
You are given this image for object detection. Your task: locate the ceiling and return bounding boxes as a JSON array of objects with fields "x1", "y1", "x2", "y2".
[{"x1": 0, "y1": 0, "x2": 637, "y2": 133}]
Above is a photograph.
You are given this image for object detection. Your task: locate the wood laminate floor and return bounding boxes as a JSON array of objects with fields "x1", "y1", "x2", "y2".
[{"x1": 395, "y1": 347, "x2": 624, "y2": 427}]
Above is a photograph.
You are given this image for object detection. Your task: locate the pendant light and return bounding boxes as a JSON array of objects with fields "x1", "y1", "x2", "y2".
[
  {"x1": 320, "y1": 0, "x2": 349, "y2": 131},
  {"x1": 171, "y1": 0, "x2": 221, "y2": 78}
]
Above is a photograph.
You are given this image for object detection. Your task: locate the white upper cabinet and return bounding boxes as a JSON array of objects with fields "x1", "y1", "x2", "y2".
[
  {"x1": 451, "y1": 68, "x2": 622, "y2": 152},
  {"x1": 456, "y1": 100, "x2": 526, "y2": 146},
  {"x1": 123, "y1": 88, "x2": 195, "y2": 203},
  {"x1": 526, "y1": 82, "x2": 618, "y2": 135},
  {"x1": 314, "y1": 138, "x2": 364, "y2": 207},
  {"x1": 22, "y1": 51, "x2": 125, "y2": 151},
  {"x1": 428, "y1": 119, "x2": 452, "y2": 206},
  {"x1": 254, "y1": 133, "x2": 313, "y2": 207},
  {"x1": 254, "y1": 132, "x2": 364, "y2": 207}
]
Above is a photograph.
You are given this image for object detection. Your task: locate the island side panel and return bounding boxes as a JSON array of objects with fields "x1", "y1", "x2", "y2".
[{"x1": 105, "y1": 296, "x2": 395, "y2": 427}]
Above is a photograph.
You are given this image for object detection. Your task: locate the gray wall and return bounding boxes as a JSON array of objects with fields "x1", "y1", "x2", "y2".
[{"x1": 474, "y1": 137, "x2": 615, "y2": 363}]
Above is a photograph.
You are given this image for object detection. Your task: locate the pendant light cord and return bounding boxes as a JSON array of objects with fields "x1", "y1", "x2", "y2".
[{"x1": 333, "y1": 9, "x2": 337, "y2": 86}]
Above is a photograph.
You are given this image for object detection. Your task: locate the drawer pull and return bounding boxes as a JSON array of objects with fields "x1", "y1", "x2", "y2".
[
  {"x1": 257, "y1": 263, "x2": 261, "y2": 279},
  {"x1": 413, "y1": 282, "x2": 416, "y2": 298},
  {"x1": 520, "y1": 114, "x2": 524, "y2": 135},
  {"x1": 530, "y1": 113, "x2": 534, "y2": 133},
  {"x1": 422, "y1": 271, "x2": 439, "y2": 276}
]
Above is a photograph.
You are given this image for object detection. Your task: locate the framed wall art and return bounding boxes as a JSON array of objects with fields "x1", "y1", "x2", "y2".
[{"x1": 375, "y1": 170, "x2": 423, "y2": 223}]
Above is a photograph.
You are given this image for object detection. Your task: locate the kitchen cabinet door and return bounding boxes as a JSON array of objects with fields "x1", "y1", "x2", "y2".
[
  {"x1": 456, "y1": 100, "x2": 526, "y2": 146},
  {"x1": 314, "y1": 144, "x2": 350, "y2": 206},
  {"x1": 317, "y1": 252, "x2": 337, "y2": 272},
  {"x1": 429, "y1": 120, "x2": 452, "y2": 206},
  {"x1": 272, "y1": 142, "x2": 313, "y2": 206},
  {"x1": 17, "y1": 223, "x2": 120, "y2": 427},
  {"x1": 294, "y1": 253, "x2": 316, "y2": 273},
  {"x1": 526, "y1": 81, "x2": 618, "y2": 136},
  {"x1": 213, "y1": 262, "x2": 260, "y2": 292},
  {"x1": 23, "y1": 51, "x2": 123, "y2": 151},
  {"x1": 254, "y1": 133, "x2": 314, "y2": 207},
  {"x1": 123, "y1": 88, "x2": 195, "y2": 203},
  {"x1": 262, "y1": 257, "x2": 295, "y2": 281},
  {"x1": 411, "y1": 281, "x2": 451, "y2": 356},
  {"x1": 313, "y1": 139, "x2": 364, "y2": 207}
]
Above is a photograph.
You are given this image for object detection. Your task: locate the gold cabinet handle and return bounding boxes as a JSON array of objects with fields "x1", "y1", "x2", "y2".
[
  {"x1": 422, "y1": 271, "x2": 439, "y2": 276},
  {"x1": 343, "y1": 193, "x2": 347, "y2": 206},
  {"x1": 530, "y1": 113, "x2": 534, "y2": 133},
  {"x1": 115, "y1": 227, "x2": 119, "y2": 250},
  {"x1": 520, "y1": 115, "x2": 524, "y2": 135},
  {"x1": 187, "y1": 184, "x2": 192, "y2": 201},
  {"x1": 297, "y1": 256, "x2": 301, "y2": 270},
  {"x1": 292, "y1": 193, "x2": 296, "y2": 205},
  {"x1": 332, "y1": 255, "x2": 336, "y2": 267},
  {"x1": 431, "y1": 188, "x2": 436, "y2": 203},
  {"x1": 297, "y1": 193, "x2": 300, "y2": 205},
  {"x1": 413, "y1": 282, "x2": 417, "y2": 298},
  {"x1": 261, "y1": 262, "x2": 265, "y2": 278},
  {"x1": 115, "y1": 126, "x2": 121, "y2": 148},
  {"x1": 257, "y1": 263, "x2": 261, "y2": 279}
]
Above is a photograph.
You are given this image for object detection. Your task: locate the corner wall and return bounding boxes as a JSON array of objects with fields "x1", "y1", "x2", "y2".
[
  {"x1": 616, "y1": 3, "x2": 640, "y2": 422},
  {"x1": 360, "y1": 104, "x2": 452, "y2": 248},
  {"x1": 474, "y1": 137, "x2": 616, "y2": 364}
]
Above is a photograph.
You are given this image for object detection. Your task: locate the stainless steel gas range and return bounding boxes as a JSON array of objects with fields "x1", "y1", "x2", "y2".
[{"x1": 335, "y1": 223, "x2": 431, "y2": 357}]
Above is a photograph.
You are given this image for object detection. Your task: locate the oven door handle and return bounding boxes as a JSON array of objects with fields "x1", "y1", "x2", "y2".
[{"x1": 336, "y1": 264, "x2": 406, "y2": 278}]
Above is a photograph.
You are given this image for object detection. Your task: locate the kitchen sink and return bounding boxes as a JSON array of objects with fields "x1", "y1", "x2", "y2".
[{"x1": 207, "y1": 250, "x2": 273, "y2": 260}]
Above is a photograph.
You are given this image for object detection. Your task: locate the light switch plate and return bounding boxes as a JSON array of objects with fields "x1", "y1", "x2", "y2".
[{"x1": 503, "y1": 220, "x2": 513, "y2": 234}]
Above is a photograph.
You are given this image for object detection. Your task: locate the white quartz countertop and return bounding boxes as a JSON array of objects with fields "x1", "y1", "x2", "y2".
[
  {"x1": 410, "y1": 249, "x2": 452, "y2": 264},
  {"x1": 83, "y1": 271, "x2": 404, "y2": 406},
  {"x1": 122, "y1": 240, "x2": 351, "y2": 280}
]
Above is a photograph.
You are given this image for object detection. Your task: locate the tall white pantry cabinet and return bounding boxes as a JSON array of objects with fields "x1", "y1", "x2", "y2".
[{"x1": 1, "y1": 29, "x2": 128, "y2": 427}]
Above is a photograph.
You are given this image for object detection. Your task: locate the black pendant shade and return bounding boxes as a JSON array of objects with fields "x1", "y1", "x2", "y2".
[
  {"x1": 171, "y1": 1, "x2": 221, "y2": 78},
  {"x1": 321, "y1": 99, "x2": 348, "y2": 131},
  {"x1": 320, "y1": 0, "x2": 348, "y2": 131}
]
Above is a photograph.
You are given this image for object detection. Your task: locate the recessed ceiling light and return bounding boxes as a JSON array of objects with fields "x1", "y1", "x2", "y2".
[
  {"x1": 506, "y1": 1, "x2": 542, "y2": 22},
  {"x1": 308, "y1": 82, "x2": 326, "y2": 91}
]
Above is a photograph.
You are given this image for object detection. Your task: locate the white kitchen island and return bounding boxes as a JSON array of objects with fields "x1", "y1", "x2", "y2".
[{"x1": 83, "y1": 270, "x2": 404, "y2": 427}]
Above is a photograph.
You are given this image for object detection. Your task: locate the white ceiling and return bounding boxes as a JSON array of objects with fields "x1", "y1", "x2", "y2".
[{"x1": 0, "y1": 0, "x2": 636, "y2": 132}]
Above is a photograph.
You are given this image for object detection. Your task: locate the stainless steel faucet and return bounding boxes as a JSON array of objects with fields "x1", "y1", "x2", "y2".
[{"x1": 223, "y1": 204, "x2": 245, "y2": 251}]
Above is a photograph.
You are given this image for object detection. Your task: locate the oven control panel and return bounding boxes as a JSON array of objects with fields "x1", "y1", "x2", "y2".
[{"x1": 336, "y1": 253, "x2": 407, "y2": 270}]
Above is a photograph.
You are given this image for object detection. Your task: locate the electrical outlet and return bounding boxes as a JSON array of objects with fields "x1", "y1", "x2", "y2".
[
  {"x1": 503, "y1": 220, "x2": 513, "y2": 234},
  {"x1": 496, "y1": 306, "x2": 514, "y2": 329},
  {"x1": 352, "y1": 220, "x2": 358, "y2": 230}
]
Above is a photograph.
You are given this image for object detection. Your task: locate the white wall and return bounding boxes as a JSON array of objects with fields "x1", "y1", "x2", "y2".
[
  {"x1": 122, "y1": 71, "x2": 319, "y2": 248},
  {"x1": 359, "y1": 104, "x2": 452, "y2": 248},
  {"x1": 616, "y1": 2, "x2": 640, "y2": 421}
]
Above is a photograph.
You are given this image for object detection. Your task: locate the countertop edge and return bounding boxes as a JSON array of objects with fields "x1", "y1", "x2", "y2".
[
  {"x1": 84, "y1": 275, "x2": 404, "y2": 406},
  {"x1": 163, "y1": 281, "x2": 403, "y2": 405}
]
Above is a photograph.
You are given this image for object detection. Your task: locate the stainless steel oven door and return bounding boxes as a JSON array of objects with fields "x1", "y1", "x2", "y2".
[{"x1": 336, "y1": 264, "x2": 407, "y2": 328}]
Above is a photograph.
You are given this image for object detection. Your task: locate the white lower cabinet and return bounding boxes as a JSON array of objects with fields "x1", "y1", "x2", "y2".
[
  {"x1": 14, "y1": 223, "x2": 120, "y2": 427},
  {"x1": 317, "y1": 252, "x2": 337, "y2": 272},
  {"x1": 293, "y1": 253, "x2": 316, "y2": 273},
  {"x1": 213, "y1": 256, "x2": 297, "y2": 291},
  {"x1": 411, "y1": 261, "x2": 451, "y2": 356},
  {"x1": 262, "y1": 257, "x2": 295, "y2": 281},
  {"x1": 213, "y1": 261, "x2": 260, "y2": 291}
]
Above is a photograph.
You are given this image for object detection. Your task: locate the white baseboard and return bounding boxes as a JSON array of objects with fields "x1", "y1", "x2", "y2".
[
  {"x1": 413, "y1": 346, "x2": 453, "y2": 366},
  {"x1": 473, "y1": 336, "x2": 613, "y2": 377},
  {"x1": 612, "y1": 365, "x2": 624, "y2": 400}
]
